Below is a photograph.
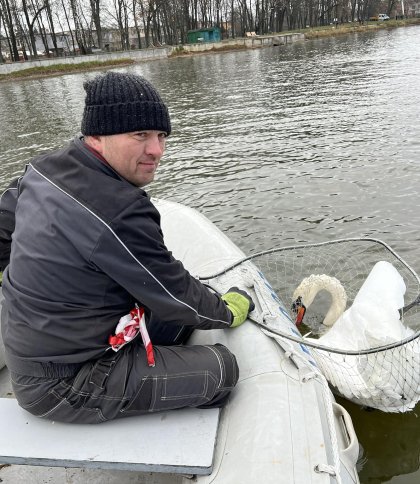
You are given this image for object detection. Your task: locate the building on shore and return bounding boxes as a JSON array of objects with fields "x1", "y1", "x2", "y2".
[{"x1": 187, "y1": 27, "x2": 222, "y2": 44}]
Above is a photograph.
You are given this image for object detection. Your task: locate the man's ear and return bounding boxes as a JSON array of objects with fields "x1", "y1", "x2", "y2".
[{"x1": 84, "y1": 135, "x2": 104, "y2": 154}]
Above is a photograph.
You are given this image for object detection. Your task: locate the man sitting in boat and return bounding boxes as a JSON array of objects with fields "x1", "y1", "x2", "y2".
[{"x1": 0, "y1": 72, "x2": 254, "y2": 424}]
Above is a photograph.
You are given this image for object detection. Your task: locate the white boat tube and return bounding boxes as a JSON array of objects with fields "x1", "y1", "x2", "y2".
[{"x1": 155, "y1": 199, "x2": 360, "y2": 484}]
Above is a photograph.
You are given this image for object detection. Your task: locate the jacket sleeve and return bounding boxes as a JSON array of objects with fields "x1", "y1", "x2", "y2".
[
  {"x1": 90, "y1": 197, "x2": 233, "y2": 330},
  {"x1": 0, "y1": 178, "x2": 20, "y2": 272}
]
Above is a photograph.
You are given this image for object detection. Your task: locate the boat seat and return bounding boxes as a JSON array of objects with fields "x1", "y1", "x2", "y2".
[{"x1": 0, "y1": 398, "x2": 219, "y2": 475}]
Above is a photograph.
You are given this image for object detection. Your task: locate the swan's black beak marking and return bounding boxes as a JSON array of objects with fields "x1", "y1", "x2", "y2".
[{"x1": 292, "y1": 296, "x2": 306, "y2": 326}]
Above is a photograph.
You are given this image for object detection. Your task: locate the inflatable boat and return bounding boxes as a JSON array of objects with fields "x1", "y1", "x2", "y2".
[{"x1": 0, "y1": 199, "x2": 360, "y2": 483}]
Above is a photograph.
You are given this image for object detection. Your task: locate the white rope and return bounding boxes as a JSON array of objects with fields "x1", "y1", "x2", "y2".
[{"x1": 314, "y1": 463, "x2": 337, "y2": 476}]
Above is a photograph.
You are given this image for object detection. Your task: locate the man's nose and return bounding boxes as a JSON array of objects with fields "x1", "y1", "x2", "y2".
[{"x1": 145, "y1": 135, "x2": 164, "y2": 157}]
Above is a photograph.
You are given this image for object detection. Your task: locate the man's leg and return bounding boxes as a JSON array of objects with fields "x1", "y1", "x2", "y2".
[{"x1": 11, "y1": 340, "x2": 238, "y2": 424}]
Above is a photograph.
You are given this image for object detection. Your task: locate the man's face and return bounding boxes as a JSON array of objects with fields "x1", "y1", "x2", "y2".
[{"x1": 90, "y1": 131, "x2": 167, "y2": 187}]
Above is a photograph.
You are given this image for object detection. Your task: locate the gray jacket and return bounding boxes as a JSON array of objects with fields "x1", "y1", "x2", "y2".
[{"x1": 0, "y1": 137, "x2": 231, "y2": 372}]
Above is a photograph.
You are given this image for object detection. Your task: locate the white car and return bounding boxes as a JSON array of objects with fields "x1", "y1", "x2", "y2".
[{"x1": 378, "y1": 13, "x2": 390, "y2": 20}]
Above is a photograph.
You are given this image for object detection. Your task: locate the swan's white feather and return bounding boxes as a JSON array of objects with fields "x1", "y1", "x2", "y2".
[
  {"x1": 314, "y1": 261, "x2": 412, "y2": 350},
  {"x1": 297, "y1": 261, "x2": 419, "y2": 412}
]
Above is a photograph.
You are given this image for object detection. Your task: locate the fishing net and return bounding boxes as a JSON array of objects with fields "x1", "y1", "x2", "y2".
[{"x1": 201, "y1": 238, "x2": 420, "y2": 412}]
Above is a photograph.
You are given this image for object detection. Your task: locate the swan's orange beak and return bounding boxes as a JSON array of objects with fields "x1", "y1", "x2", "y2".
[
  {"x1": 291, "y1": 297, "x2": 306, "y2": 326},
  {"x1": 295, "y1": 306, "x2": 306, "y2": 325}
]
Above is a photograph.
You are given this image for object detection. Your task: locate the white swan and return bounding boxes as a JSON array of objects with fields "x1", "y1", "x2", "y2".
[{"x1": 292, "y1": 261, "x2": 420, "y2": 412}]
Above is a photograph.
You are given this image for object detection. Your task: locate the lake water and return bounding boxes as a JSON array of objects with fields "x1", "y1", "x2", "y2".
[{"x1": 1, "y1": 25, "x2": 420, "y2": 484}]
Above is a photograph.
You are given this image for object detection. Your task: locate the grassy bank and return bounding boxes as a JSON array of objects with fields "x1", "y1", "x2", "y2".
[
  {"x1": 0, "y1": 58, "x2": 135, "y2": 82},
  {"x1": 302, "y1": 18, "x2": 420, "y2": 39},
  {"x1": 169, "y1": 43, "x2": 248, "y2": 58}
]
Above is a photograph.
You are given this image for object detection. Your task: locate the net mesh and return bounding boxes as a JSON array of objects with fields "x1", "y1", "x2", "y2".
[{"x1": 204, "y1": 238, "x2": 420, "y2": 412}]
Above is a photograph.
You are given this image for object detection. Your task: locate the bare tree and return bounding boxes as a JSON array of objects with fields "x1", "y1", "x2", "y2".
[
  {"x1": 0, "y1": 0, "x2": 407, "y2": 63},
  {"x1": 57, "y1": 0, "x2": 77, "y2": 54},
  {"x1": 20, "y1": 0, "x2": 46, "y2": 58},
  {"x1": 70, "y1": 0, "x2": 88, "y2": 54},
  {"x1": 112, "y1": 0, "x2": 130, "y2": 49},
  {"x1": 0, "y1": 9, "x2": 5, "y2": 61},
  {"x1": 90, "y1": 0, "x2": 102, "y2": 48},
  {"x1": 132, "y1": 0, "x2": 142, "y2": 48},
  {"x1": 0, "y1": 0, "x2": 20, "y2": 60},
  {"x1": 44, "y1": 0, "x2": 59, "y2": 55},
  {"x1": 138, "y1": 0, "x2": 153, "y2": 46}
]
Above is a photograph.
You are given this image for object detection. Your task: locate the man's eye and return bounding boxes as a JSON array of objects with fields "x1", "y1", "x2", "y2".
[{"x1": 158, "y1": 132, "x2": 168, "y2": 139}]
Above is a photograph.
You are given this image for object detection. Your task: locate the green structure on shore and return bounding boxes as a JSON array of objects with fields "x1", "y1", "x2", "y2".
[{"x1": 187, "y1": 27, "x2": 222, "y2": 44}]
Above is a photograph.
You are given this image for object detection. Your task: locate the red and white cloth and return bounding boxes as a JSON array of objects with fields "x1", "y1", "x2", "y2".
[{"x1": 108, "y1": 304, "x2": 155, "y2": 367}]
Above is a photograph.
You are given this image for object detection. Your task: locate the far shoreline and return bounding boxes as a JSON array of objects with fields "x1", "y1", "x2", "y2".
[
  {"x1": 1, "y1": 18, "x2": 419, "y2": 83},
  {"x1": 0, "y1": 59, "x2": 137, "y2": 83}
]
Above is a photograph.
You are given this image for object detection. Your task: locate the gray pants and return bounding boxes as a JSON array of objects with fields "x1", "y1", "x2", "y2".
[{"x1": 11, "y1": 331, "x2": 239, "y2": 424}]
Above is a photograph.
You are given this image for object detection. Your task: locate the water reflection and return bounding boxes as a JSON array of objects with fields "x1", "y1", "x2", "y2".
[
  {"x1": 1, "y1": 25, "x2": 420, "y2": 484},
  {"x1": 339, "y1": 397, "x2": 420, "y2": 484}
]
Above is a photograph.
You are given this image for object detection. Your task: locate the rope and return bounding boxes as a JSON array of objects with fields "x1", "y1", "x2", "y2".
[
  {"x1": 314, "y1": 463, "x2": 338, "y2": 476},
  {"x1": 247, "y1": 317, "x2": 420, "y2": 355}
]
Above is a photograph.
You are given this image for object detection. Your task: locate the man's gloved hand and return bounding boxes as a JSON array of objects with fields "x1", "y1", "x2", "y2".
[{"x1": 221, "y1": 287, "x2": 255, "y2": 328}]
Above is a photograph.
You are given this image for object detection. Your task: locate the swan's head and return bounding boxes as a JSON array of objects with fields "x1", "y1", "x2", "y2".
[{"x1": 291, "y1": 274, "x2": 348, "y2": 327}]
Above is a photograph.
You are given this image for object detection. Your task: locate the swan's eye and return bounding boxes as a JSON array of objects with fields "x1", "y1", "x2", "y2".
[{"x1": 291, "y1": 296, "x2": 303, "y2": 314}]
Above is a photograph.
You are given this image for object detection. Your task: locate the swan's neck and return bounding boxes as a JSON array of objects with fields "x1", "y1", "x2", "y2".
[{"x1": 300, "y1": 274, "x2": 347, "y2": 326}]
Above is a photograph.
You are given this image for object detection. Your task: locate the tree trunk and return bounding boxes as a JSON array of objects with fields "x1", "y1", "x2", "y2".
[
  {"x1": 70, "y1": 0, "x2": 88, "y2": 54},
  {"x1": 90, "y1": 0, "x2": 103, "y2": 48},
  {"x1": 1, "y1": 0, "x2": 19, "y2": 61},
  {"x1": 231, "y1": 0, "x2": 235, "y2": 37},
  {"x1": 21, "y1": 0, "x2": 38, "y2": 58},
  {"x1": 45, "y1": 0, "x2": 59, "y2": 56},
  {"x1": 59, "y1": 0, "x2": 77, "y2": 55},
  {"x1": 37, "y1": 17, "x2": 50, "y2": 57},
  {"x1": 0, "y1": 12, "x2": 5, "y2": 62},
  {"x1": 139, "y1": 0, "x2": 152, "y2": 47},
  {"x1": 132, "y1": 0, "x2": 142, "y2": 48}
]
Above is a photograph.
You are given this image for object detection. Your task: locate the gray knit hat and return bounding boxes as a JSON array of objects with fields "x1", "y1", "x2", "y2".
[{"x1": 81, "y1": 72, "x2": 171, "y2": 136}]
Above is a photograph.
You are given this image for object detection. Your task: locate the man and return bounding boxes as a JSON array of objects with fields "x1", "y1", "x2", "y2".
[{"x1": 0, "y1": 72, "x2": 253, "y2": 424}]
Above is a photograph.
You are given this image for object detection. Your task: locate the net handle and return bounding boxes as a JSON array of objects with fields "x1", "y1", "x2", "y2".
[
  {"x1": 249, "y1": 315, "x2": 420, "y2": 355},
  {"x1": 203, "y1": 282, "x2": 420, "y2": 355}
]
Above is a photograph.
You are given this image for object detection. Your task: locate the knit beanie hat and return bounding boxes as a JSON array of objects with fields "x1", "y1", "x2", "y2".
[{"x1": 81, "y1": 72, "x2": 171, "y2": 136}]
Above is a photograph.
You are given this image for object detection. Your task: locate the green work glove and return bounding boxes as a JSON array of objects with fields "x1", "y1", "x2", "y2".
[{"x1": 221, "y1": 287, "x2": 255, "y2": 328}]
